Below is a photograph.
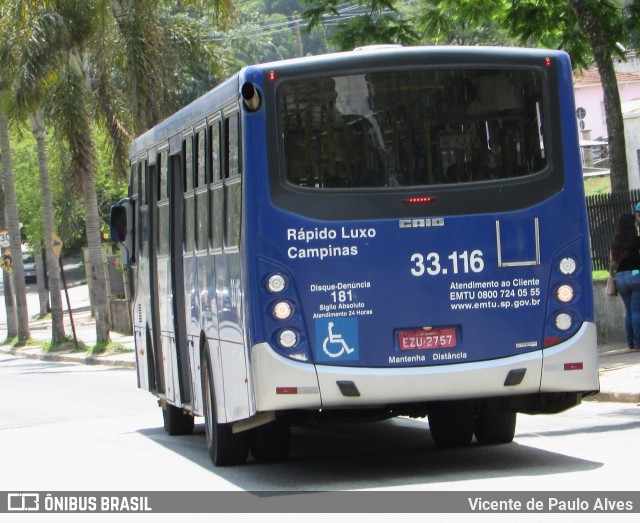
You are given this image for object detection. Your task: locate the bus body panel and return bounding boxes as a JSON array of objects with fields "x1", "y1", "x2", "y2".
[{"x1": 250, "y1": 200, "x2": 590, "y2": 369}]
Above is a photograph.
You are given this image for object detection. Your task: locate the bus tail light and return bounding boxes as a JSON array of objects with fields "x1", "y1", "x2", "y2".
[
  {"x1": 278, "y1": 330, "x2": 299, "y2": 349},
  {"x1": 558, "y1": 257, "x2": 577, "y2": 276},
  {"x1": 267, "y1": 273, "x2": 286, "y2": 293},
  {"x1": 273, "y1": 301, "x2": 293, "y2": 320},
  {"x1": 554, "y1": 313, "x2": 573, "y2": 331},
  {"x1": 556, "y1": 284, "x2": 574, "y2": 303}
]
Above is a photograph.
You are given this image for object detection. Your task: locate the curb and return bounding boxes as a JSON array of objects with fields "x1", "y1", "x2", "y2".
[
  {"x1": 586, "y1": 391, "x2": 640, "y2": 404},
  {"x1": 0, "y1": 346, "x2": 135, "y2": 369}
]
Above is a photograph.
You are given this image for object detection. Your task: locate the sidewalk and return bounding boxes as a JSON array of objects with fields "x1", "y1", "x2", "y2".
[
  {"x1": 0, "y1": 297, "x2": 136, "y2": 368},
  {"x1": 0, "y1": 299, "x2": 638, "y2": 403}
]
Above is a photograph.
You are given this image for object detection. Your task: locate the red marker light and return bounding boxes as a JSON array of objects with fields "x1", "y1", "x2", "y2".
[
  {"x1": 402, "y1": 196, "x2": 439, "y2": 204},
  {"x1": 269, "y1": 70, "x2": 276, "y2": 81},
  {"x1": 545, "y1": 57, "x2": 552, "y2": 67}
]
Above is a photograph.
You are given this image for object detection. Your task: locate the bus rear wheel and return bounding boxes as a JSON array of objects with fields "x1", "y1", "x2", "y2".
[
  {"x1": 250, "y1": 417, "x2": 291, "y2": 463},
  {"x1": 428, "y1": 402, "x2": 475, "y2": 448},
  {"x1": 202, "y1": 352, "x2": 249, "y2": 466},
  {"x1": 162, "y1": 404, "x2": 194, "y2": 435},
  {"x1": 473, "y1": 409, "x2": 516, "y2": 445}
]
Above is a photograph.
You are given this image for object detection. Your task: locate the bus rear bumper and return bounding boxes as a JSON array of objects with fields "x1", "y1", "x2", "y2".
[
  {"x1": 540, "y1": 321, "x2": 599, "y2": 393},
  {"x1": 251, "y1": 322, "x2": 598, "y2": 411}
]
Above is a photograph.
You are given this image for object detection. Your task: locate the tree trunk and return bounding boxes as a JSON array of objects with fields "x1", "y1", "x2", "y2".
[
  {"x1": 82, "y1": 164, "x2": 110, "y2": 345},
  {"x1": 0, "y1": 170, "x2": 17, "y2": 340},
  {"x1": 34, "y1": 250, "x2": 49, "y2": 317},
  {"x1": 566, "y1": 0, "x2": 629, "y2": 192},
  {"x1": 0, "y1": 109, "x2": 30, "y2": 342},
  {"x1": 29, "y1": 109, "x2": 66, "y2": 341},
  {"x1": 72, "y1": 48, "x2": 110, "y2": 345},
  {"x1": 2, "y1": 273, "x2": 17, "y2": 340}
]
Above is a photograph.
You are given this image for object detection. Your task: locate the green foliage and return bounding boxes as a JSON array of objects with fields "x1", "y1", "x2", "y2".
[
  {"x1": 302, "y1": 0, "x2": 634, "y2": 66},
  {"x1": 42, "y1": 337, "x2": 87, "y2": 353},
  {"x1": 13, "y1": 131, "x2": 43, "y2": 249},
  {"x1": 584, "y1": 175, "x2": 611, "y2": 196},
  {"x1": 304, "y1": 0, "x2": 418, "y2": 49},
  {"x1": 88, "y1": 340, "x2": 131, "y2": 355},
  {"x1": 329, "y1": 13, "x2": 418, "y2": 49},
  {"x1": 11, "y1": 125, "x2": 127, "y2": 258}
]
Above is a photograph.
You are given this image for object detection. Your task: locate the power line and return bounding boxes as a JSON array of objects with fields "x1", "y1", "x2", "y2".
[{"x1": 205, "y1": 2, "x2": 390, "y2": 43}]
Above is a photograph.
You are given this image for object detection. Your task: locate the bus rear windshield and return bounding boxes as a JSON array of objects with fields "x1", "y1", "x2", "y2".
[{"x1": 279, "y1": 68, "x2": 547, "y2": 189}]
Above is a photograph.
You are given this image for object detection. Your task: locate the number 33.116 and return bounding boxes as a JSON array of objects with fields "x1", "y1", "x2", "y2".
[{"x1": 410, "y1": 250, "x2": 484, "y2": 276}]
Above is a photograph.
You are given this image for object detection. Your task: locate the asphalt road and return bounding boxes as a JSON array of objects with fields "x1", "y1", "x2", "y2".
[{"x1": 1, "y1": 353, "x2": 639, "y2": 493}]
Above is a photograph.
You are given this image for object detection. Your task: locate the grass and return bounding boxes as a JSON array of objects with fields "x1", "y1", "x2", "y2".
[
  {"x1": 41, "y1": 337, "x2": 87, "y2": 353},
  {"x1": 583, "y1": 175, "x2": 611, "y2": 196},
  {"x1": 88, "y1": 340, "x2": 131, "y2": 355},
  {"x1": 10, "y1": 337, "x2": 40, "y2": 348}
]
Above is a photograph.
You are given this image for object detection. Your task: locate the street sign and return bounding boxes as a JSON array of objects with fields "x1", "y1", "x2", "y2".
[
  {"x1": 0, "y1": 228, "x2": 10, "y2": 249},
  {"x1": 51, "y1": 232, "x2": 63, "y2": 259},
  {"x1": 1, "y1": 248, "x2": 12, "y2": 274}
]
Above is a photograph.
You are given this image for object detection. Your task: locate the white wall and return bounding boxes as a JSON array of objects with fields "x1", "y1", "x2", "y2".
[{"x1": 624, "y1": 111, "x2": 640, "y2": 189}]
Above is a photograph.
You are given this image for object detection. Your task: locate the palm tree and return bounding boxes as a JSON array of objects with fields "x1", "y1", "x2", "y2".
[
  {"x1": 0, "y1": 4, "x2": 31, "y2": 343},
  {"x1": 2, "y1": 0, "x2": 66, "y2": 343},
  {"x1": 19, "y1": 2, "x2": 111, "y2": 344},
  {"x1": 108, "y1": 0, "x2": 233, "y2": 134},
  {"x1": 28, "y1": 108, "x2": 66, "y2": 342},
  {"x1": 0, "y1": 104, "x2": 31, "y2": 343}
]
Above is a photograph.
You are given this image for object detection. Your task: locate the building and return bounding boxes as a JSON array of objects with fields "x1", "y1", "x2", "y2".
[
  {"x1": 573, "y1": 67, "x2": 640, "y2": 141},
  {"x1": 573, "y1": 63, "x2": 640, "y2": 188}
]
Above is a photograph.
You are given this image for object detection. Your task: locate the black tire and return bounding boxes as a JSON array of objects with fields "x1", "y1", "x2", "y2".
[
  {"x1": 428, "y1": 402, "x2": 475, "y2": 448},
  {"x1": 163, "y1": 403, "x2": 195, "y2": 435},
  {"x1": 201, "y1": 351, "x2": 249, "y2": 466},
  {"x1": 474, "y1": 409, "x2": 517, "y2": 445},
  {"x1": 250, "y1": 417, "x2": 291, "y2": 463}
]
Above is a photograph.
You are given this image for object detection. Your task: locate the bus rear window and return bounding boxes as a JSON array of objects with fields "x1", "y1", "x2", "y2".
[{"x1": 279, "y1": 68, "x2": 547, "y2": 189}]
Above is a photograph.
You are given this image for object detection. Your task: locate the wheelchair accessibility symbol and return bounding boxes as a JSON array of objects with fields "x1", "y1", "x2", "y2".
[{"x1": 315, "y1": 317, "x2": 359, "y2": 362}]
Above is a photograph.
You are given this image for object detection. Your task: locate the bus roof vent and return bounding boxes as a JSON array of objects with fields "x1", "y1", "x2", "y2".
[{"x1": 353, "y1": 44, "x2": 403, "y2": 52}]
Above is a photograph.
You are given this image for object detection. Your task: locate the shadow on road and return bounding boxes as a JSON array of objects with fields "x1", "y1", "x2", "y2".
[{"x1": 137, "y1": 416, "x2": 604, "y2": 491}]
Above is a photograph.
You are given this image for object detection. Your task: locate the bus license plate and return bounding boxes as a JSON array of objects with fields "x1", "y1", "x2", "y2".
[{"x1": 398, "y1": 327, "x2": 457, "y2": 351}]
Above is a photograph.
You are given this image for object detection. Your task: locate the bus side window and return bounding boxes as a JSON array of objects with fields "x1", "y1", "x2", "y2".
[
  {"x1": 210, "y1": 119, "x2": 223, "y2": 251},
  {"x1": 157, "y1": 150, "x2": 170, "y2": 257},
  {"x1": 139, "y1": 160, "x2": 149, "y2": 260},
  {"x1": 195, "y1": 128, "x2": 208, "y2": 252},
  {"x1": 226, "y1": 112, "x2": 241, "y2": 179},
  {"x1": 128, "y1": 162, "x2": 137, "y2": 264},
  {"x1": 224, "y1": 112, "x2": 241, "y2": 248},
  {"x1": 183, "y1": 136, "x2": 195, "y2": 254}
]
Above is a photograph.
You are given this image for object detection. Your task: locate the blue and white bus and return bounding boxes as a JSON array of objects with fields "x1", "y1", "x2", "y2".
[{"x1": 111, "y1": 46, "x2": 599, "y2": 466}]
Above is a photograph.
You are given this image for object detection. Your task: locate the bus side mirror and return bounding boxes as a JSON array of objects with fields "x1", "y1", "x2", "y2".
[{"x1": 110, "y1": 198, "x2": 134, "y2": 266}]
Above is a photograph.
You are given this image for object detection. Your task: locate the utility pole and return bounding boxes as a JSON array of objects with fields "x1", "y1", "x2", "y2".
[{"x1": 293, "y1": 12, "x2": 303, "y2": 58}]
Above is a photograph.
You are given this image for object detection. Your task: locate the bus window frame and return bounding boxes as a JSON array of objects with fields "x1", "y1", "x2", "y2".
[
  {"x1": 222, "y1": 106, "x2": 242, "y2": 252},
  {"x1": 183, "y1": 131, "x2": 196, "y2": 255},
  {"x1": 138, "y1": 158, "x2": 149, "y2": 260},
  {"x1": 209, "y1": 115, "x2": 224, "y2": 254},
  {"x1": 194, "y1": 122, "x2": 209, "y2": 254},
  {"x1": 157, "y1": 145, "x2": 170, "y2": 258}
]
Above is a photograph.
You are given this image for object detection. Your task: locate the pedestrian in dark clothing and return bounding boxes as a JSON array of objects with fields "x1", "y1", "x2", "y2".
[{"x1": 611, "y1": 213, "x2": 640, "y2": 350}]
